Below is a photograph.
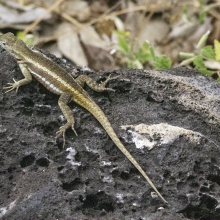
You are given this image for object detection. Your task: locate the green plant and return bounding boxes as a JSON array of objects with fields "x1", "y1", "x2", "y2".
[
  {"x1": 197, "y1": 0, "x2": 220, "y2": 23},
  {"x1": 115, "y1": 30, "x2": 172, "y2": 70},
  {"x1": 179, "y1": 31, "x2": 220, "y2": 79},
  {"x1": 17, "y1": 31, "x2": 35, "y2": 45}
]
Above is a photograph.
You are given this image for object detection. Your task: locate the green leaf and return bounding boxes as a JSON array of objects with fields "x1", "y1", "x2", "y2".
[
  {"x1": 152, "y1": 56, "x2": 172, "y2": 70},
  {"x1": 202, "y1": 45, "x2": 215, "y2": 59},
  {"x1": 16, "y1": 31, "x2": 35, "y2": 45},
  {"x1": 128, "y1": 60, "x2": 143, "y2": 69},
  {"x1": 17, "y1": 31, "x2": 26, "y2": 40},
  {"x1": 179, "y1": 56, "x2": 196, "y2": 66},
  {"x1": 115, "y1": 31, "x2": 131, "y2": 56},
  {"x1": 149, "y1": 46, "x2": 156, "y2": 59},
  {"x1": 193, "y1": 56, "x2": 213, "y2": 76},
  {"x1": 198, "y1": 10, "x2": 207, "y2": 23},
  {"x1": 135, "y1": 42, "x2": 151, "y2": 63},
  {"x1": 149, "y1": 46, "x2": 171, "y2": 69},
  {"x1": 196, "y1": 30, "x2": 210, "y2": 49},
  {"x1": 179, "y1": 52, "x2": 195, "y2": 59},
  {"x1": 214, "y1": 39, "x2": 220, "y2": 60}
]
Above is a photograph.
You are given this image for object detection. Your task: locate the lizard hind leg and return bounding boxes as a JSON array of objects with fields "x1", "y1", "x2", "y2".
[
  {"x1": 75, "y1": 74, "x2": 119, "y2": 92},
  {"x1": 56, "y1": 92, "x2": 77, "y2": 148}
]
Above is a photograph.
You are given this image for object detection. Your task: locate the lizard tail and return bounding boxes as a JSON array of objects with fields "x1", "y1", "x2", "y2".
[{"x1": 86, "y1": 102, "x2": 168, "y2": 203}]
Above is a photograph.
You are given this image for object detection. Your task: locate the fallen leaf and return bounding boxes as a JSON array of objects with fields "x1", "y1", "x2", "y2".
[
  {"x1": 204, "y1": 60, "x2": 220, "y2": 70},
  {"x1": 57, "y1": 23, "x2": 88, "y2": 66},
  {"x1": 0, "y1": 3, "x2": 51, "y2": 25}
]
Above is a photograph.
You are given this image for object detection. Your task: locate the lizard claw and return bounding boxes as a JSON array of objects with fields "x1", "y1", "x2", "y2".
[
  {"x1": 56, "y1": 123, "x2": 77, "y2": 148},
  {"x1": 56, "y1": 129, "x2": 66, "y2": 149},
  {"x1": 101, "y1": 74, "x2": 120, "y2": 86},
  {"x1": 98, "y1": 74, "x2": 120, "y2": 92},
  {"x1": 3, "y1": 78, "x2": 20, "y2": 93},
  {"x1": 71, "y1": 125, "x2": 78, "y2": 136},
  {"x1": 104, "y1": 87, "x2": 116, "y2": 92},
  {"x1": 56, "y1": 124, "x2": 68, "y2": 149}
]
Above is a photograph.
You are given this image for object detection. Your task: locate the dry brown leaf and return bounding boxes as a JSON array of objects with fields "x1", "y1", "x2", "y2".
[
  {"x1": 59, "y1": 0, "x2": 90, "y2": 21},
  {"x1": 95, "y1": 19, "x2": 115, "y2": 38},
  {"x1": 204, "y1": 60, "x2": 220, "y2": 70},
  {"x1": 169, "y1": 18, "x2": 199, "y2": 39},
  {"x1": 137, "y1": 18, "x2": 169, "y2": 45},
  {"x1": 79, "y1": 26, "x2": 109, "y2": 50},
  {"x1": 56, "y1": 22, "x2": 115, "y2": 70},
  {"x1": 57, "y1": 23, "x2": 88, "y2": 66},
  {"x1": 0, "y1": 2, "x2": 51, "y2": 25}
]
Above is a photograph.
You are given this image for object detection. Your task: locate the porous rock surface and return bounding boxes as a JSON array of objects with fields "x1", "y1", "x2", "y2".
[{"x1": 0, "y1": 48, "x2": 220, "y2": 219}]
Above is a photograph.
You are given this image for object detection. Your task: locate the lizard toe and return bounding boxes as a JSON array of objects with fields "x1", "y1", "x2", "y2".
[{"x1": 71, "y1": 125, "x2": 78, "y2": 136}]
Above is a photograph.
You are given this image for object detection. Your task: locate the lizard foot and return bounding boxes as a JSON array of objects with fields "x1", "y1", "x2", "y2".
[
  {"x1": 3, "y1": 78, "x2": 20, "y2": 93},
  {"x1": 56, "y1": 122, "x2": 77, "y2": 148},
  {"x1": 99, "y1": 74, "x2": 120, "y2": 92}
]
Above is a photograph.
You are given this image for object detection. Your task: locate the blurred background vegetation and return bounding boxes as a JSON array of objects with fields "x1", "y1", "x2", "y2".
[{"x1": 0, "y1": 0, "x2": 220, "y2": 79}]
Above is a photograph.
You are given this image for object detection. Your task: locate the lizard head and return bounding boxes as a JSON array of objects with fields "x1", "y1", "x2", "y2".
[
  {"x1": 0, "y1": 32, "x2": 17, "y2": 52},
  {"x1": 0, "y1": 32, "x2": 27, "y2": 56}
]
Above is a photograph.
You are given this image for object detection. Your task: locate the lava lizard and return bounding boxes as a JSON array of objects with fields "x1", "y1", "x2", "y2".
[{"x1": 0, "y1": 32, "x2": 167, "y2": 203}]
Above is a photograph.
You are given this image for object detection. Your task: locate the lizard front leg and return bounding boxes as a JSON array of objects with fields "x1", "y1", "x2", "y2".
[
  {"x1": 3, "y1": 62, "x2": 32, "y2": 93},
  {"x1": 56, "y1": 92, "x2": 77, "y2": 147},
  {"x1": 75, "y1": 74, "x2": 119, "y2": 92}
]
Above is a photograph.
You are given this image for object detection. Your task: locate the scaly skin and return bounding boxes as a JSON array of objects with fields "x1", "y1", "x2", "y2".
[{"x1": 0, "y1": 32, "x2": 167, "y2": 203}]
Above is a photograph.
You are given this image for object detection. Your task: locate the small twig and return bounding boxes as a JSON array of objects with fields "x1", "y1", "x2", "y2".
[
  {"x1": 55, "y1": 11, "x2": 85, "y2": 29},
  {"x1": 54, "y1": 0, "x2": 122, "y2": 32},
  {"x1": 209, "y1": 8, "x2": 220, "y2": 20},
  {"x1": 87, "y1": 3, "x2": 171, "y2": 26},
  {"x1": 56, "y1": 3, "x2": 171, "y2": 37}
]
